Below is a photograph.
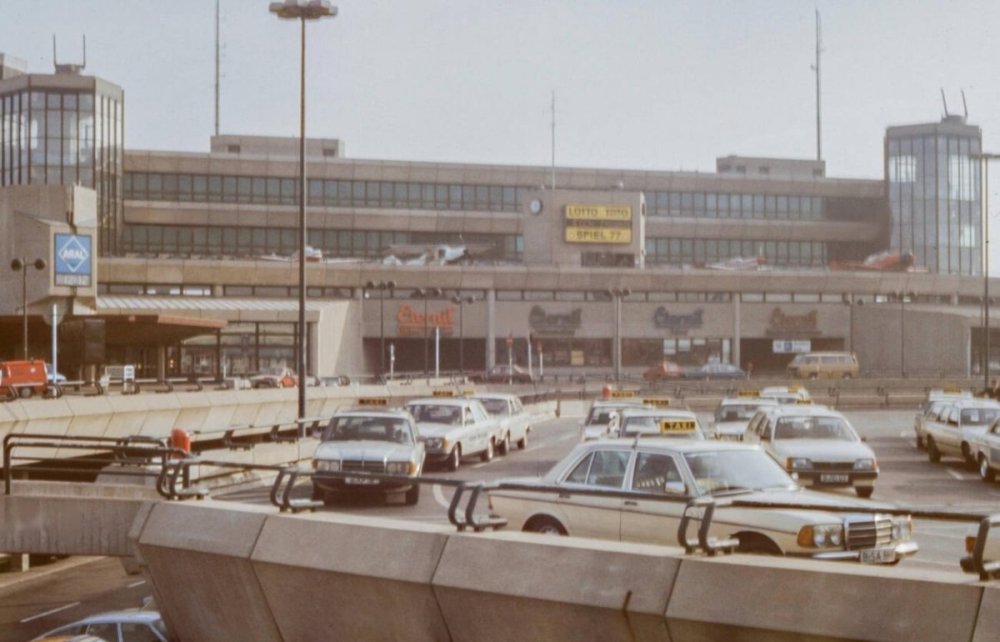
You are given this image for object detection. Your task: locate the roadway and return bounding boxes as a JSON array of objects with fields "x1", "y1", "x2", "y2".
[{"x1": 2, "y1": 407, "x2": 996, "y2": 638}]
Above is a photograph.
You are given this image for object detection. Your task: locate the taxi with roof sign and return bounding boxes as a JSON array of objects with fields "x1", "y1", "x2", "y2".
[
  {"x1": 914, "y1": 387, "x2": 974, "y2": 450},
  {"x1": 311, "y1": 400, "x2": 425, "y2": 505},
  {"x1": 406, "y1": 394, "x2": 499, "y2": 470},
  {"x1": 488, "y1": 439, "x2": 917, "y2": 564},
  {"x1": 743, "y1": 404, "x2": 878, "y2": 498},
  {"x1": 923, "y1": 397, "x2": 1000, "y2": 466},
  {"x1": 580, "y1": 398, "x2": 648, "y2": 441},
  {"x1": 473, "y1": 391, "x2": 532, "y2": 454},
  {"x1": 710, "y1": 393, "x2": 779, "y2": 440},
  {"x1": 605, "y1": 406, "x2": 705, "y2": 441},
  {"x1": 760, "y1": 385, "x2": 812, "y2": 405}
]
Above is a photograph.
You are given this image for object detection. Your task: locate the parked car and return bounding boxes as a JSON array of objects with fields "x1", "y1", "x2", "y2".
[
  {"x1": 249, "y1": 366, "x2": 297, "y2": 388},
  {"x1": 786, "y1": 351, "x2": 859, "y2": 379},
  {"x1": 923, "y1": 398, "x2": 1000, "y2": 466},
  {"x1": 30, "y1": 610, "x2": 169, "y2": 642},
  {"x1": 914, "y1": 387, "x2": 973, "y2": 449},
  {"x1": 487, "y1": 440, "x2": 917, "y2": 564},
  {"x1": 642, "y1": 360, "x2": 684, "y2": 382},
  {"x1": 0, "y1": 359, "x2": 49, "y2": 399},
  {"x1": 311, "y1": 405, "x2": 425, "y2": 505},
  {"x1": 684, "y1": 362, "x2": 747, "y2": 380},
  {"x1": 743, "y1": 404, "x2": 878, "y2": 498},
  {"x1": 605, "y1": 407, "x2": 706, "y2": 441},
  {"x1": 44, "y1": 363, "x2": 67, "y2": 383},
  {"x1": 473, "y1": 392, "x2": 532, "y2": 454},
  {"x1": 406, "y1": 396, "x2": 500, "y2": 470},
  {"x1": 710, "y1": 394, "x2": 779, "y2": 440},
  {"x1": 579, "y1": 399, "x2": 647, "y2": 441},
  {"x1": 476, "y1": 364, "x2": 535, "y2": 384}
]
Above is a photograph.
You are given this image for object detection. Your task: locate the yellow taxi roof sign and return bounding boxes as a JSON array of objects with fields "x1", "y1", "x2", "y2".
[
  {"x1": 357, "y1": 397, "x2": 389, "y2": 407},
  {"x1": 611, "y1": 390, "x2": 637, "y2": 399},
  {"x1": 462, "y1": 387, "x2": 476, "y2": 396},
  {"x1": 432, "y1": 389, "x2": 457, "y2": 397},
  {"x1": 660, "y1": 419, "x2": 696, "y2": 433},
  {"x1": 943, "y1": 385, "x2": 961, "y2": 393},
  {"x1": 736, "y1": 389, "x2": 760, "y2": 398},
  {"x1": 794, "y1": 398, "x2": 813, "y2": 405},
  {"x1": 643, "y1": 397, "x2": 672, "y2": 407}
]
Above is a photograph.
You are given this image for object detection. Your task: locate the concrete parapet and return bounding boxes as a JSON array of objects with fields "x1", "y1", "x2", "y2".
[
  {"x1": 433, "y1": 531, "x2": 676, "y2": 641},
  {"x1": 252, "y1": 513, "x2": 451, "y2": 641},
  {"x1": 974, "y1": 584, "x2": 1000, "y2": 642},
  {"x1": 666, "y1": 554, "x2": 983, "y2": 642}
]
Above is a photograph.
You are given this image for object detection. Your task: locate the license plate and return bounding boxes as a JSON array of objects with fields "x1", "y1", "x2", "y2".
[
  {"x1": 819, "y1": 473, "x2": 850, "y2": 484},
  {"x1": 345, "y1": 477, "x2": 379, "y2": 485},
  {"x1": 859, "y1": 547, "x2": 897, "y2": 564}
]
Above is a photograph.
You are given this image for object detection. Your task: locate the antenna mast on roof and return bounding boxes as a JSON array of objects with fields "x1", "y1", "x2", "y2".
[
  {"x1": 941, "y1": 88, "x2": 950, "y2": 118},
  {"x1": 811, "y1": 10, "x2": 823, "y2": 162},
  {"x1": 961, "y1": 89, "x2": 968, "y2": 119},
  {"x1": 215, "y1": 0, "x2": 221, "y2": 136},
  {"x1": 550, "y1": 90, "x2": 556, "y2": 190}
]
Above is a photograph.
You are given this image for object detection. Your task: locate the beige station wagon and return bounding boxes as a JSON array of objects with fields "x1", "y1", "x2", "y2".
[{"x1": 787, "y1": 351, "x2": 859, "y2": 379}]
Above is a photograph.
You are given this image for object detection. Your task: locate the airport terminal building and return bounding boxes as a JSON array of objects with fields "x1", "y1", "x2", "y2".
[{"x1": 0, "y1": 55, "x2": 994, "y2": 381}]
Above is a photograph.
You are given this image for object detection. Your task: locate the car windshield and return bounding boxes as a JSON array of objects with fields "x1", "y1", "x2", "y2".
[
  {"x1": 586, "y1": 405, "x2": 633, "y2": 426},
  {"x1": 714, "y1": 404, "x2": 760, "y2": 422},
  {"x1": 960, "y1": 407, "x2": 1000, "y2": 426},
  {"x1": 407, "y1": 404, "x2": 463, "y2": 425},
  {"x1": 323, "y1": 417, "x2": 412, "y2": 444},
  {"x1": 684, "y1": 449, "x2": 797, "y2": 494},
  {"x1": 478, "y1": 398, "x2": 510, "y2": 416},
  {"x1": 773, "y1": 416, "x2": 856, "y2": 441}
]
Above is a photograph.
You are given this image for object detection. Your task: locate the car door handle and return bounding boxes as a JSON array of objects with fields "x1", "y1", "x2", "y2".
[{"x1": 623, "y1": 500, "x2": 639, "y2": 507}]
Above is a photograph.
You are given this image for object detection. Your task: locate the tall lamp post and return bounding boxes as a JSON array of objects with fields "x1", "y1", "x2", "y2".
[
  {"x1": 411, "y1": 288, "x2": 442, "y2": 377},
  {"x1": 974, "y1": 152, "x2": 999, "y2": 390},
  {"x1": 607, "y1": 287, "x2": 631, "y2": 381},
  {"x1": 10, "y1": 258, "x2": 46, "y2": 360},
  {"x1": 268, "y1": 0, "x2": 336, "y2": 429},
  {"x1": 451, "y1": 294, "x2": 477, "y2": 376},
  {"x1": 365, "y1": 280, "x2": 396, "y2": 377}
]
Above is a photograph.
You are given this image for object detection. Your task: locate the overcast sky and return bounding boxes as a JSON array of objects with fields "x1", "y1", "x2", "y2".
[{"x1": 3, "y1": 0, "x2": 999, "y2": 181}]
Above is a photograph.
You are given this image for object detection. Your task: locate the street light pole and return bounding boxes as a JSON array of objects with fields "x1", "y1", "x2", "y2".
[
  {"x1": 607, "y1": 288, "x2": 631, "y2": 382},
  {"x1": 269, "y1": 0, "x2": 336, "y2": 429},
  {"x1": 452, "y1": 294, "x2": 476, "y2": 376},
  {"x1": 365, "y1": 280, "x2": 395, "y2": 377},
  {"x1": 10, "y1": 258, "x2": 46, "y2": 360}
]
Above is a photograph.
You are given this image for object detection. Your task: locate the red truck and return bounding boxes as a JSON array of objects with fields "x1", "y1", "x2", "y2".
[{"x1": 0, "y1": 360, "x2": 50, "y2": 399}]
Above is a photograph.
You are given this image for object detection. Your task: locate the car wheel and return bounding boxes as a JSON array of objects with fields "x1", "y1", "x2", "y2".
[
  {"x1": 855, "y1": 486, "x2": 874, "y2": 499},
  {"x1": 480, "y1": 439, "x2": 495, "y2": 463},
  {"x1": 497, "y1": 433, "x2": 510, "y2": 456},
  {"x1": 927, "y1": 437, "x2": 941, "y2": 463},
  {"x1": 980, "y1": 456, "x2": 996, "y2": 482},
  {"x1": 18, "y1": 387, "x2": 33, "y2": 399},
  {"x1": 517, "y1": 431, "x2": 529, "y2": 450},
  {"x1": 915, "y1": 434, "x2": 924, "y2": 450},
  {"x1": 446, "y1": 446, "x2": 461, "y2": 472},
  {"x1": 404, "y1": 484, "x2": 421, "y2": 505},
  {"x1": 525, "y1": 516, "x2": 567, "y2": 536}
]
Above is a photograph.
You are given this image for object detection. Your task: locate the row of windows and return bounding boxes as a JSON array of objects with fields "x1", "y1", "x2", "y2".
[
  {"x1": 119, "y1": 224, "x2": 524, "y2": 261},
  {"x1": 124, "y1": 171, "x2": 529, "y2": 213},
  {"x1": 645, "y1": 191, "x2": 824, "y2": 221},
  {"x1": 645, "y1": 238, "x2": 827, "y2": 267}
]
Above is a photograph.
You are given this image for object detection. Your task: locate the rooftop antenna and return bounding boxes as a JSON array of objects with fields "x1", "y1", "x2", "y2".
[
  {"x1": 53, "y1": 34, "x2": 86, "y2": 75},
  {"x1": 941, "y1": 88, "x2": 950, "y2": 118},
  {"x1": 961, "y1": 89, "x2": 968, "y2": 119},
  {"x1": 215, "y1": 0, "x2": 221, "y2": 136},
  {"x1": 550, "y1": 90, "x2": 556, "y2": 190}
]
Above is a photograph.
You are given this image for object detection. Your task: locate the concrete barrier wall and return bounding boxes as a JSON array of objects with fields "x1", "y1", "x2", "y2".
[{"x1": 133, "y1": 501, "x2": 999, "y2": 642}]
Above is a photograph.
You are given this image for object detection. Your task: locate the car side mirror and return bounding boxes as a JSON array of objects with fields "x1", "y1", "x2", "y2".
[{"x1": 664, "y1": 481, "x2": 686, "y2": 495}]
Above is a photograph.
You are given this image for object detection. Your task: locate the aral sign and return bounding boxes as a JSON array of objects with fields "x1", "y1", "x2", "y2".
[{"x1": 54, "y1": 234, "x2": 93, "y2": 287}]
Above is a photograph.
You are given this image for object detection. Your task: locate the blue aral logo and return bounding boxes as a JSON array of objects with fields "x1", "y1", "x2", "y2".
[
  {"x1": 57, "y1": 236, "x2": 89, "y2": 273},
  {"x1": 54, "y1": 234, "x2": 93, "y2": 287}
]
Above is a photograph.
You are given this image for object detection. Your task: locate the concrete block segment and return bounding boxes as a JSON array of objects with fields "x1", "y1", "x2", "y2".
[
  {"x1": 432, "y1": 531, "x2": 678, "y2": 641},
  {"x1": 666, "y1": 554, "x2": 983, "y2": 642},
  {"x1": 251, "y1": 513, "x2": 451, "y2": 641},
  {"x1": 138, "y1": 501, "x2": 281, "y2": 641},
  {"x1": 0, "y1": 494, "x2": 146, "y2": 556},
  {"x1": 973, "y1": 584, "x2": 1000, "y2": 642}
]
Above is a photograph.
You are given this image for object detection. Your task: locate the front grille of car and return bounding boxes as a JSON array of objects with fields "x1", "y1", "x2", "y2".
[
  {"x1": 812, "y1": 462, "x2": 856, "y2": 472},
  {"x1": 341, "y1": 460, "x2": 386, "y2": 474},
  {"x1": 844, "y1": 515, "x2": 892, "y2": 550}
]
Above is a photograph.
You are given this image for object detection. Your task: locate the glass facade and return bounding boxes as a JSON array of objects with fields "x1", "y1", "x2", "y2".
[
  {"x1": 886, "y1": 119, "x2": 982, "y2": 275},
  {"x1": 645, "y1": 237, "x2": 826, "y2": 268},
  {"x1": 645, "y1": 190, "x2": 824, "y2": 221},
  {"x1": 0, "y1": 82, "x2": 123, "y2": 254}
]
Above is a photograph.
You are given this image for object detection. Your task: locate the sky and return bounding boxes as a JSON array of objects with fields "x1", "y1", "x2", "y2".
[{"x1": 5, "y1": 0, "x2": 1000, "y2": 181}]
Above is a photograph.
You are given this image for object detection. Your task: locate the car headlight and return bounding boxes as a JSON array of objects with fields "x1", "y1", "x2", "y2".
[
  {"x1": 425, "y1": 437, "x2": 443, "y2": 449},
  {"x1": 892, "y1": 516, "x2": 912, "y2": 540},
  {"x1": 797, "y1": 523, "x2": 844, "y2": 548},
  {"x1": 314, "y1": 459, "x2": 340, "y2": 472},
  {"x1": 386, "y1": 461, "x2": 409, "y2": 475},
  {"x1": 854, "y1": 458, "x2": 878, "y2": 471},
  {"x1": 786, "y1": 457, "x2": 812, "y2": 471}
]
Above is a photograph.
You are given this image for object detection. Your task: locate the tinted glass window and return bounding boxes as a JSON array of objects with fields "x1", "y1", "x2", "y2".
[
  {"x1": 585, "y1": 450, "x2": 630, "y2": 488},
  {"x1": 566, "y1": 453, "x2": 594, "y2": 483},
  {"x1": 631, "y1": 453, "x2": 684, "y2": 493}
]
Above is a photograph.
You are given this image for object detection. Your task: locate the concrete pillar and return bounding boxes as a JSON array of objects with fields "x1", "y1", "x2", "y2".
[
  {"x1": 6, "y1": 553, "x2": 29, "y2": 572},
  {"x1": 732, "y1": 293, "x2": 741, "y2": 367},
  {"x1": 157, "y1": 345, "x2": 167, "y2": 381},
  {"x1": 486, "y1": 290, "x2": 496, "y2": 369}
]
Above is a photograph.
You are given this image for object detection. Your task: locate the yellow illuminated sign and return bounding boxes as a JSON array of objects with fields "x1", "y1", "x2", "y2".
[
  {"x1": 795, "y1": 399, "x2": 813, "y2": 405},
  {"x1": 660, "y1": 419, "x2": 697, "y2": 433},
  {"x1": 565, "y1": 204, "x2": 633, "y2": 221},
  {"x1": 357, "y1": 397, "x2": 389, "y2": 406},
  {"x1": 462, "y1": 388, "x2": 476, "y2": 397},
  {"x1": 737, "y1": 389, "x2": 760, "y2": 398},
  {"x1": 644, "y1": 397, "x2": 672, "y2": 407},
  {"x1": 611, "y1": 390, "x2": 637, "y2": 399},
  {"x1": 565, "y1": 227, "x2": 632, "y2": 244},
  {"x1": 433, "y1": 389, "x2": 457, "y2": 397}
]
